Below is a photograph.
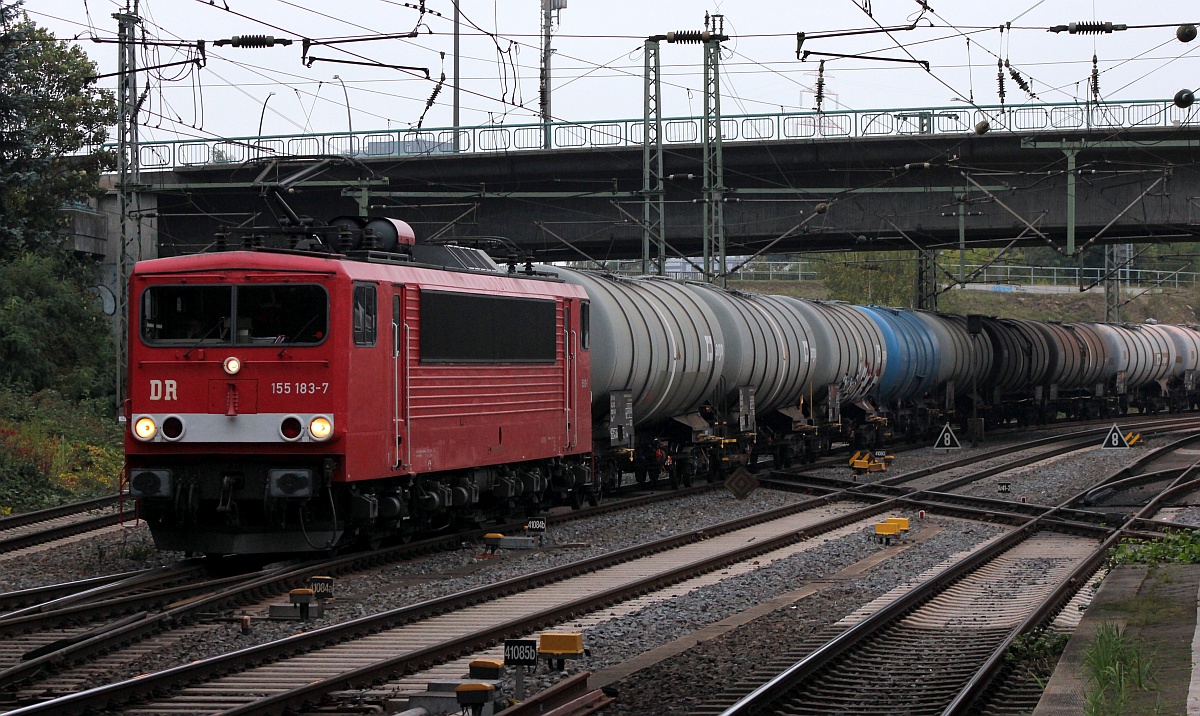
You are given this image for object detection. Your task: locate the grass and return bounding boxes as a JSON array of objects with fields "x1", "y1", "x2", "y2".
[
  {"x1": 1005, "y1": 630, "x2": 1070, "y2": 687},
  {"x1": 1081, "y1": 621, "x2": 1159, "y2": 716},
  {"x1": 724, "y1": 279, "x2": 1198, "y2": 325}
]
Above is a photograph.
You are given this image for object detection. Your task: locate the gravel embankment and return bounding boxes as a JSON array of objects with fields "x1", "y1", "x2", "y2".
[{"x1": 0, "y1": 526, "x2": 183, "y2": 593}]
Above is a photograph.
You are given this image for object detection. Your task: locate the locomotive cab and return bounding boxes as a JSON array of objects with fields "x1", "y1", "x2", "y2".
[{"x1": 128, "y1": 263, "x2": 345, "y2": 554}]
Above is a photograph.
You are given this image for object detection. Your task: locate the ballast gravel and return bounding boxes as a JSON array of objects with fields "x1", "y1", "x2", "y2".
[
  {"x1": 0, "y1": 525, "x2": 183, "y2": 593},
  {"x1": 0, "y1": 429, "x2": 1172, "y2": 705}
]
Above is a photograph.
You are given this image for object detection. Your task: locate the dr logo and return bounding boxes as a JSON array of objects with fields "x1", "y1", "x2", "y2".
[{"x1": 149, "y1": 380, "x2": 177, "y2": 401}]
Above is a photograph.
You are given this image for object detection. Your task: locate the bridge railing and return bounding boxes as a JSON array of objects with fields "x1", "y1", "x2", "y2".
[
  {"x1": 130, "y1": 99, "x2": 1199, "y2": 172},
  {"x1": 591, "y1": 260, "x2": 1198, "y2": 289}
]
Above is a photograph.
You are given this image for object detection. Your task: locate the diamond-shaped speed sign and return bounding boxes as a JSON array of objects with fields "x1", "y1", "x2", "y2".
[{"x1": 724, "y1": 467, "x2": 759, "y2": 500}]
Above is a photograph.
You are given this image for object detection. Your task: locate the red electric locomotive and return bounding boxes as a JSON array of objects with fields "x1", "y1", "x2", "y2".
[{"x1": 125, "y1": 238, "x2": 594, "y2": 554}]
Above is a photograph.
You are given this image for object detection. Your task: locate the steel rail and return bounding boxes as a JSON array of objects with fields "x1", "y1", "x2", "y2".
[
  {"x1": 0, "y1": 567, "x2": 240, "y2": 637},
  {"x1": 0, "y1": 496, "x2": 121, "y2": 532},
  {"x1": 0, "y1": 509, "x2": 136, "y2": 556},
  {"x1": 5, "y1": 418, "x2": 1193, "y2": 713},
  {"x1": 0, "y1": 570, "x2": 153, "y2": 615}
]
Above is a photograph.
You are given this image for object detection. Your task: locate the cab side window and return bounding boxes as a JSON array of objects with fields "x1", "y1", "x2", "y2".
[
  {"x1": 580, "y1": 302, "x2": 590, "y2": 350},
  {"x1": 353, "y1": 284, "x2": 377, "y2": 347}
]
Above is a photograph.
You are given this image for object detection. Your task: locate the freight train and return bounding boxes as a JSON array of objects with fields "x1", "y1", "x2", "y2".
[{"x1": 123, "y1": 219, "x2": 1200, "y2": 555}]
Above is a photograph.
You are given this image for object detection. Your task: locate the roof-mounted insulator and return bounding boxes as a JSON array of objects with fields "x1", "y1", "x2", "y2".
[
  {"x1": 1048, "y1": 21, "x2": 1127, "y2": 34},
  {"x1": 214, "y1": 35, "x2": 294, "y2": 48},
  {"x1": 666, "y1": 30, "x2": 710, "y2": 44}
]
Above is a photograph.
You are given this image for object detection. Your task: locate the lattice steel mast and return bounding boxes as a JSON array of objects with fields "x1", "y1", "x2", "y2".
[{"x1": 114, "y1": 1, "x2": 142, "y2": 412}]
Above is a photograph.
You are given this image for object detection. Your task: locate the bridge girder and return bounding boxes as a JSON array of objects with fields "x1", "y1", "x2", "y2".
[{"x1": 145, "y1": 128, "x2": 1200, "y2": 263}]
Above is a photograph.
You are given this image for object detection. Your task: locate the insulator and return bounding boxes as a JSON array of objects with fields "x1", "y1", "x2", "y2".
[
  {"x1": 1091, "y1": 54, "x2": 1100, "y2": 99},
  {"x1": 1006, "y1": 62, "x2": 1036, "y2": 98},
  {"x1": 1066, "y1": 21, "x2": 1126, "y2": 34},
  {"x1": 666, "y1": 30, "x2": 708, "y2": 44},
  {"x1": 997, "y1": 59, "x2": 1006, "y2": 105},
  {"x1": 815, "y1": 60, "x2": 826, "y2": 112},
  {"x1": 229, "y1": 35, "x2": 289, "y2": 48}
]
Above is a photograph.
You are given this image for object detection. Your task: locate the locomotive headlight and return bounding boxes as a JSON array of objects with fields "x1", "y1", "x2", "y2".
[
  {"x1": 133, "y1": 416, "x2": 158, "y2": 441},
  {"x1": 308, "y1": 416, "x2": 333, "y2": 441},
  {"x1": 223, "y1": 356, "x2": 242, "y2": 375}
]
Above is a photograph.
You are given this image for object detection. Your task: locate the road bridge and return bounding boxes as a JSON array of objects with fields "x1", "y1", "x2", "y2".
[{"x1": 118, "y1": 100, "x2": 1200, "y2": 269}]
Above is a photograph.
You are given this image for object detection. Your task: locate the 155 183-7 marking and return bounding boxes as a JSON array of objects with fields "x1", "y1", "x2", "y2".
[{"x1": 271, "y1": 382, "x2": 330, "y2": 395}]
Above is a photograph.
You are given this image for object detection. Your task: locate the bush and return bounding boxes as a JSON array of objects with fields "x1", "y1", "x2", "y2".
[
  {"x1": 1111, "y1": 530, "x2": 1200, "y2": 566},
  {"x1": 0, "y1": 387, "x2": 121, "y2": 513}
]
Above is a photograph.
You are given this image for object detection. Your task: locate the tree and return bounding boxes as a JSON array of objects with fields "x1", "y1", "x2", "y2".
[
  {"x1": 0, "y1": 253, "x2": 114, "y2": 400},
  {"x1": 0, "y1": 1, "x2": 116, "y2": 259},
  {"x1": 822, "y1": 251, "x2": 918, "y2": 307}
]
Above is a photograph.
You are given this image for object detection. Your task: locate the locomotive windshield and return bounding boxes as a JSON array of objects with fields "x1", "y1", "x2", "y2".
[{"x1": 140, "y1": 284, "x2": 328, "y2": 346}]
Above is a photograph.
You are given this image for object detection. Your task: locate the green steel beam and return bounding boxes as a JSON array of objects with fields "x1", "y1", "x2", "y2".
[
  {"x1": 1066, "y1": 149, "x2": 1077, "y2": 255},
  {"x1": 726, "y1": 185, "x2": 1009, "y2": 194},
  {"x1": 362, "y1": 190, "x2": 644, "y2": 198},
  {"x1": 148, "y1": 180, "x2": 391, "y2": 190},
  {"x1": 1022, "y1": 139, "x2": 1200, "y2": 150}
]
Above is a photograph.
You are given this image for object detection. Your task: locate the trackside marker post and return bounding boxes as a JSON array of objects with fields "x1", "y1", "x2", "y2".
[
  {"x1": 1101, "y1": 425, "x2": 1130, "y2": 450},
  {"x1": 934, "y1": 423, "x2": 961, "y2": 450},
  {"x1": 504, "y1": 639, "x2": 538, "y2": 699}
]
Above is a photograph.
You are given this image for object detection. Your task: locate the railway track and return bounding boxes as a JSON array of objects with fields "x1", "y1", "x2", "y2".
[
  {"x1": 5, "y1": 418, "x2": 1188, "y2": 716},
  {"x1": 690, "y1": 422, "x2": 1200, "y2": 715},
  {"x1": 0, "y1": 483, "x2": 727, "y2": 705},
  {"x1": 0, "y1": 496, "x2": 135, "y2": 556}
]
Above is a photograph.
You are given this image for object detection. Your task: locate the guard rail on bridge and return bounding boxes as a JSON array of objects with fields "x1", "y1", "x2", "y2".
[
  {"x1": 590, "y1": 260, "x2": 1199, "y2": 289},
  {"x1": 131, "y1": 99, "x2": 1196, "y2": 172}
]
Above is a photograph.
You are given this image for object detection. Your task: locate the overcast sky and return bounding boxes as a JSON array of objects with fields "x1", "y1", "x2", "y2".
[{"x1": 25, "y1": 0, "x2": 1200, "y2": 142}]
